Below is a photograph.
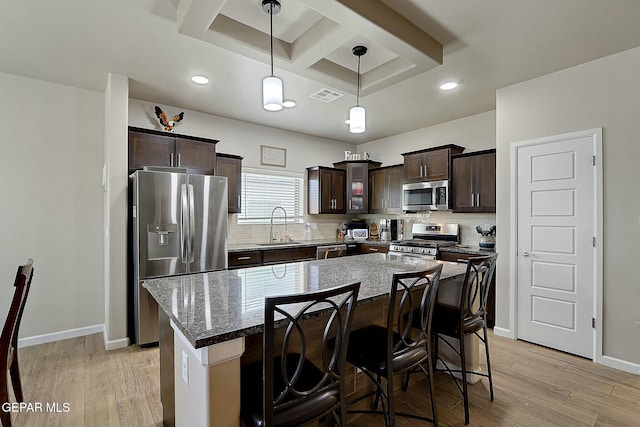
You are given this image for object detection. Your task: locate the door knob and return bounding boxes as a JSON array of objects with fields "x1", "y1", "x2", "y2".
[{"x1": 521, "y1": 251, "x2": 530, "y2": 257}]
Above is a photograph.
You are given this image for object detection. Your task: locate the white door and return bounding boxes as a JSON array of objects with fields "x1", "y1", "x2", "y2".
[{"x1": 515, "y1": 131, "x2": 597, "y2": 358}]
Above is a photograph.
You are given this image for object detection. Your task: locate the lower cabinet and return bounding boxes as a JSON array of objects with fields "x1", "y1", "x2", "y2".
[
  {"x1": 359, "y1": 244, "x2": 389, "y2": 254},
  {"x1": 262, "y1": 247, "x2": 317, "y2": 264},
  {"x1": 228, "y1": 243, "x2": 389, "y2": 269},
  {"x1": 228, "y1": 251, "x2": 262, "y2": 269}
]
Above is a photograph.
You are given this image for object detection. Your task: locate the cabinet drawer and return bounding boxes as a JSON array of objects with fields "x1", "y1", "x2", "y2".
[
  {"x1": 359, "y1": 244, "x2": 389, "y2": 254},
  {"x1": 263, "y1": 246, "x2": 317, "y2": 264},
  {"x1": 228, "y1": 251, "x2": 263, "y2": 268},
  {"x1": 438, "y1": 252, "x2": 474, "y2": 262}
]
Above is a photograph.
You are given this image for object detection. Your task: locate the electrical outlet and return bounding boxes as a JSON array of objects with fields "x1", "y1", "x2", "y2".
[
  {"x1": 181, "y1": 351, "x2": 189, "y2": 385},
  {"x1": 311, "y1": 223, "x2": 318, "y2": 230}
]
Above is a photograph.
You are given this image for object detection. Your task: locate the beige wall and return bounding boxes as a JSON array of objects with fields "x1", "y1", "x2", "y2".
[
  {"x1": 0, "y1": 71, "x2": 105, "y2": 339},
  {"x1": 496, "y1": 47, "x2": 640, "y2": 365},
  {"x1": 356, "y1": 110, "x2": 497, "y2": 167}
]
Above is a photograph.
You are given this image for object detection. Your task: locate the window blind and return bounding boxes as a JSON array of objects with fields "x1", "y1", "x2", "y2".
[{"x1": 238, "y1": 168, "x2": 304, "y2": 224}]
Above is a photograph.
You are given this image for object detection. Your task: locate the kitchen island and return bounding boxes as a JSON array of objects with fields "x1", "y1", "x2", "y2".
[{"x1": 143, "y1": 253, "x2": 468, "y2": 427}]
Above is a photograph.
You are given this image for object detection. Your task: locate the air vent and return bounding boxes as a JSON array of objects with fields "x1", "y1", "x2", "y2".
[{"x1": 310, "y1": 88, "x2": 344, "y2": 103}]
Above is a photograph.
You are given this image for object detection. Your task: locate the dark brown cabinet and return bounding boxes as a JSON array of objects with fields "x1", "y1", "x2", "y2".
[
  {"x1": 307, "y1": 167, "x2": 346, "y2": 214},
  {"x1": 216, "y1": 153, "x2": 243, "y2": 213},
  {"x1": 334, "y1": 160, "x2": 381, "y2": 215},
  {"x1": 228, "y1": 250, "x2": 263, "y2": 269},
  {"x1": 262, "y1": 246, "x2": 317, "y2": 264},
  {"x1": 128, "y1": 127, "x2": 218, "y2": 175},
  {"x1": 369, "y1": 165, "x2": 404, "y2": 214},
  {"x1": 402, "y1": 145, "x2": 465, "y2": 183},
  {"x1": 358, "y1": 244, "x2": 389, "y2": 254},
  {"x1": 451, "y1": 149, "x2": 496, "y2": 213}
]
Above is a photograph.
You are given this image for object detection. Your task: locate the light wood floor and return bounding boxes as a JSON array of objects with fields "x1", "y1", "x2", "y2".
[{"x1": 6, "y1": 331, "x2": 640, "y2": 427}]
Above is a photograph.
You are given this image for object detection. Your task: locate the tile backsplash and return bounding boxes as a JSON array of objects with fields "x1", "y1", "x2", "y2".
[
  {"x1": 227, "y1": 214, "x2": 351, "y2": 245},
  {"x1": 228, "y1": 211, "x2": 496, "y2": 248}
]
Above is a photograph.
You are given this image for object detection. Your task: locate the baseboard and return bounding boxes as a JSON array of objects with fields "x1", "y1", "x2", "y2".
[
  {"x1": 602, "y1": 356, "x2": 640, "y2": 375},
  {"x1": 18, "y1": 324, "x2": 105, "y2": 348},
  {"x1": 104, "y1": 335, "x2": 130, "y2": 350},
  {"x1": 493, "y1": 326, "x2": 514, "y2": 339}
]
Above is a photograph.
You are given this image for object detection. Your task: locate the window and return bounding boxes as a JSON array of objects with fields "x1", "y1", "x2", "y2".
[{"x1": 238, "y1": 168, "x2": 304, "y2": 224}]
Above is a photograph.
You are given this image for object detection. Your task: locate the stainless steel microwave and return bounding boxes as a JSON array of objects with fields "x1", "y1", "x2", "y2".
[{"x1": 402, "y1": 180, "x2": 449, "y2": 211}]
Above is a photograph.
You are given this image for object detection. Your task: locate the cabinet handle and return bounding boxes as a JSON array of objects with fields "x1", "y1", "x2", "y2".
[
  {"x1": 471, "y1": 193, "x2": 475, "y2": 207},
  {"x1": 237, "y1": 195, "x2": 241, "y2": 207},
  {"x1": 420, "y1": 165, "x2": 424, "y2": 177},
  {"x1": 349, "y1": 200, "x2": 352, "y2": 209},
  {"x1": 369, "y1": 247, "x2": 379, "y2": 252},
  {"x1": 237, "y1": 256, "x2": 251, "y2": 261},
  {"x1": 178, "y1": 153, "x2": 181, "y2": 167},
  {"x1": 476, "y1": 193, "x2": 480, "y2": 207},
  {"x1": 170, "y1": 152, "x2": 174, "y2": 166}
]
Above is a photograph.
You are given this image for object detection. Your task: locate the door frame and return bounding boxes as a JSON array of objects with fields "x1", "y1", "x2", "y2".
[{"x1": 509, "y1": 128, "x2": 603, "y2": 362}]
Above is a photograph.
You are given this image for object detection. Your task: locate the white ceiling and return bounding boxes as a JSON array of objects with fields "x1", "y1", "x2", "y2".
[{"x1": 2, "y1": 0, "x2": 640, "y2": 144}]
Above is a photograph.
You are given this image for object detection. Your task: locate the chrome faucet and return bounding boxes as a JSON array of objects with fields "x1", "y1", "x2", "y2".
[{"x1": 269, "y1": 206, "x2": 288, "y2": 242}]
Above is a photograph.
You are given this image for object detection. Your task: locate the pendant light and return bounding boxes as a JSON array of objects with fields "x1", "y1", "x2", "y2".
[
  {"x1": 348, "y1": 45, "x2": 367, "y2": 133},
  {"x1": 261, "y1": 0, "x2": 295, "y2": 111}
]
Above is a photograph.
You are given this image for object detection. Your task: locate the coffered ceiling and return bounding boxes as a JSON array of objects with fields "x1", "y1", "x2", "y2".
[
  {"x1": 2, "y1": 0, "x2": 640, "y2": 143},
  {"x1": 176, "y1": 0, "x2": 442, "y2": 96}
]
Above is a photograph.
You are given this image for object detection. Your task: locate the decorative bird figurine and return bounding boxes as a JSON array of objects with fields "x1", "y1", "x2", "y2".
[{"x1": 154, "y1": 106, "x2": 184, "y2": 133}]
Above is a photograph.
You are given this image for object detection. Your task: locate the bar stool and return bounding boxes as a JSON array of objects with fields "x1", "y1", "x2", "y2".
[
  {"x1": 343, "y1": 264, "x2": 442, "y2": 427},
  {"x1": 1, "y1": 259, "x2": 34, "y2": 427},
  {"x1": 240, "y1": 281, "x2": 360, "y2": 427},
  {"x1": 432, "y1": 254, "x2": 498, "y2": 424}
]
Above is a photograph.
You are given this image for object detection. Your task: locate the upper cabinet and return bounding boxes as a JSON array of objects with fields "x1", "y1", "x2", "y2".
[
  {"x1": 451, "y1": 149, "x2": 496, "y2": 213},
  {"x1": 402, "y1": 145, "x2": 465, "y2": 183},
  {"x1": 128, "y1": 127, "x2": 217, "y2": 175},
  {"x1": 216, "y1": 153, "x2": 243, "y2": 213},
  {"x1": 307, "y1": 167, "x2": 346, "y2": 214},
  {"x1": 333, "y1": 160, "x2": 381, "y2": 215},
  {"x1": 369, "y1": 165, "x2": 404, "y2": 214}
]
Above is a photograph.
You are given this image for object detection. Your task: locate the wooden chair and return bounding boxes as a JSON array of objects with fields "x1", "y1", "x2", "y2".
[
  {"x1": 1, "y1": 259, "x2": 34, "y2": 427},
  {"x1": 240, "y1": 281, "x2": 360, "y2": 427},
  {"x1": 432, "y1": 254, "x2": 498, "y2": 424},
  {"x1": 344, "y1": 264, "x2": 443, "y2": 427}
]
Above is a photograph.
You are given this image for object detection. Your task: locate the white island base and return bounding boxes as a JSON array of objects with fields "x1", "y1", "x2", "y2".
[{"x1": 172, "y1": 322, "x2": 245, "y2": 427}]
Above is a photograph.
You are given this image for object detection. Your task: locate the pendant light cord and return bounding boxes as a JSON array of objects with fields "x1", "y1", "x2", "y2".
[
  {"x1": 269, "y1": 4, "x2": 274, "y2": 77},
  {"x1": 356, "y1": 55, "x2": 361, "y2": 106}
]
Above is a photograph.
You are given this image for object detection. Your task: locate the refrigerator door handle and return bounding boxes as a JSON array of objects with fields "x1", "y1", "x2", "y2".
[
  {"x1": 188, "y1": 184, "x2": 196, "y2": 263},
  {"x1": 181, "y1": 183, "x2": 188, "y2": 263}
]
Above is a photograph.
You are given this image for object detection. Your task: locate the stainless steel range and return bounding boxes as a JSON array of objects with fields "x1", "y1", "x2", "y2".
[{"x1": 389, "y1": 223, "x2": 459, "y2": 260}]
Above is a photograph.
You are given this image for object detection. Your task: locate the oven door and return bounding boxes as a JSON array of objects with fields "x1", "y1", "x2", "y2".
[
  {"x1": 388, "y1": 247, "x2": 437, "y2": 261},
  {"x1": 402, "y1": 180, "x2": 449, "y2": 211}
]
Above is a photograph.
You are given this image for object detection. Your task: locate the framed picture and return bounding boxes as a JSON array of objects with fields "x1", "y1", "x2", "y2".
[{"x1": 261, "y1": 145, "x2": 286, "y2": 167}]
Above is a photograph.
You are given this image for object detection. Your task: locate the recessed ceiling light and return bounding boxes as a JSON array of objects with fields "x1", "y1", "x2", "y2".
[
  {"x1": 191, "y1": 75, "x2": 209, "y2": 85},
  {"x1": 282, "y1": 100, "x2": 296, "y2": 108},
  {"x1": 440, "y1": 82, "x2": 458, "y2": 90}
]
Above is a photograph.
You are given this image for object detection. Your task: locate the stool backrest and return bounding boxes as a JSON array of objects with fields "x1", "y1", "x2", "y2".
[
  {"x1": 1, "y1": 259, "x2": 34, "y2": 360},
  {"x1": 263, "y1": 281, "x2": 360, "y2": 426},
  {"x1": 388, "y1": 264, "x2": 442, "y2": 360},
  {"x1": 460, "y1": 254, "x2": 498, "y2": 319}
]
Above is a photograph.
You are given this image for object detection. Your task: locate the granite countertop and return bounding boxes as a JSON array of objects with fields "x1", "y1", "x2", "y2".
[
  {"x1": 439, "y1": 245, "x2": 497, "y2": 255},
  {"x1": 143, "y1": 253, "x2": 467, "y2": 349},
  {"x1": 228, "y1": 239, "x2": 390, "y2": 252}
]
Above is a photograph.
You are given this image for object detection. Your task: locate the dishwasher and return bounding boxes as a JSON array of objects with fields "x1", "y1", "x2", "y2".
[{"x1": 316, "y1": 244, "x2": 347, "y2": 260}]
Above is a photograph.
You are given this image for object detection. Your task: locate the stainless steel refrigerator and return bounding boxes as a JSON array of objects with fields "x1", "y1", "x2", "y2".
[{"x1": 131, "y1": 168, "x2": 228, "y2": 345}]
